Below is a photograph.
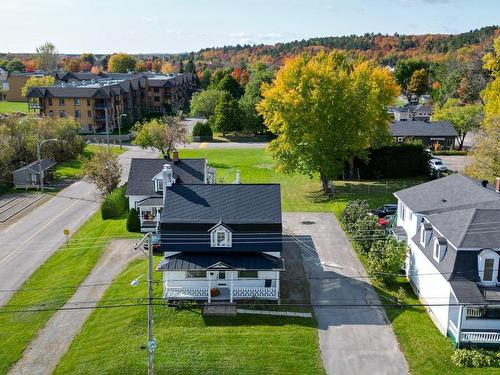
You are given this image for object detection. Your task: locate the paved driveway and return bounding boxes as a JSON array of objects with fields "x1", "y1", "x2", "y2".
[
  {"x1": 439, "y1": 155, "x2": 469, "y2": 173},
  {"x1": 283, "y1": 213, "x2": 408, "y2": 375},
  {"x1": 0, "y1": 147, "x2": 158, "y2": 307}
]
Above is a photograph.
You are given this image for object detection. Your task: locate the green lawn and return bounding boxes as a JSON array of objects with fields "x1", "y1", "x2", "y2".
[
  {"x1": 54, "y1": 258, "x2": 324, "y2": 375},
  {"x1": 0, "y1": 101, "x2": 28, "y2": 113},
  {"x1": 0, "y1": 212, "x2": 138, "y2": 375},
  {"x1": 180, "y1": 148, "x2": 424, "y2": 214},
  {"x1": 54, "y1": 144, "x2": 125, "y2": 181}
]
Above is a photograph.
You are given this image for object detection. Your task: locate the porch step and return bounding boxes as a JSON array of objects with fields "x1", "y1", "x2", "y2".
[{"x1": 203, "y1": 303, "x2": 237, "y2": 316}]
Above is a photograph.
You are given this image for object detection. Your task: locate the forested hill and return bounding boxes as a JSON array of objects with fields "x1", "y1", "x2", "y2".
[{"x1": 190, "y1": 26, "x2": 499, "y2": 68}]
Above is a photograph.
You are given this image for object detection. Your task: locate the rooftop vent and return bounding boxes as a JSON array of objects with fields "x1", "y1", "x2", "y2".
[
  {"x1": 482, "y1": 180, "x2": 489, "y2": 188},
  {"x1": 441, "y1": 199, "x2": 447, "y2": 203}
]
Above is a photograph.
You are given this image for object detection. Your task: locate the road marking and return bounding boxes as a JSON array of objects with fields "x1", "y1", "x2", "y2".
[
  {"x1": 199, "y1": 142, "x2": 208, "y2": 149},
  {"x1": 0, "y1": 187, "x2": 98, "y2": 266}
]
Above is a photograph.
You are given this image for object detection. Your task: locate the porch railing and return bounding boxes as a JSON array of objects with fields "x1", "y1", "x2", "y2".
[
  {"x1": 165, "y1": 288, "x2": 209, "y2": 299},
  {"x1": 233, "y1": 287, "x2": 278, "y2": 298},
  {"x1": 461, "y1": 331, "x2": 500, "y2": 343},
  {"x1": 164, "y1": 286, "x2": 278, "y2": 300}
]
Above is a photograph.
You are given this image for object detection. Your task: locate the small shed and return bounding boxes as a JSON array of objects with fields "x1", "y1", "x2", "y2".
[
  {"x1": 390, "y1": 120, "x2": 458, "y2": 150},
  {"x1": 12, "y1": 159, "x2": 57, "y2": 189}
]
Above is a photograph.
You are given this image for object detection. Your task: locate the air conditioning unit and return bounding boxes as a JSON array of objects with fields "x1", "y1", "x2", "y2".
[{"x1": 397, "y1": 137, "x2": 404, "y2": 143}]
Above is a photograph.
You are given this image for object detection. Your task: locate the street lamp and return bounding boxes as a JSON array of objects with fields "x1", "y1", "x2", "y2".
[
  {"x1": 36, "y1": 138, "x2": 58, "y2": 193},
  {"x1": 119, "y1": 114, "x2": 127, "y2": 150},
  {"x1": 132, "y1": 233, "x2": 155, "y2": 375}
]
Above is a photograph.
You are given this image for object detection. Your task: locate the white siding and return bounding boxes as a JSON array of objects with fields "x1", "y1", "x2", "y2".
[
  {"x1": 397, "y1": 199, "x2": 423, "y2": 239},
  {"x1": 128, "y1": 195, "x2": 150, "y2": 210},
  {"x1": 408, "y1": 239, "x2": 451, "y2": 334}
]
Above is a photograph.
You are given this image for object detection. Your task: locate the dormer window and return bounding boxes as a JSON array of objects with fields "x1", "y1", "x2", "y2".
[
  {"x1": 433, "y1": 238, "x2": 447, "y2": 263},
  {"x1": 209, "y1": 223, "x2": 232, "y2": 248},
  {"x1": 478, "y1": 249, "x2": 499, "y2": 286},
  {"x1": 420, "y1": 223, "x2": 432, "y2": 247}
]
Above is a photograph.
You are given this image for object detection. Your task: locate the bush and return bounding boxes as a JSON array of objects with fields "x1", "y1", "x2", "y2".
[
  {"x1": 452, "y1": 348, "x2": 496, "y2": 368},
  {"x1": 340, "y1": 200, "x2": 370, "y2": 232},
  {"x1": 352, "y1": 216, "x2": 385, "y2": 253},
  {"x1": 126, "y1": 208, "x2": 141, "y2": 232},
  {"x1": 192, "y1": 122, "x2": 213, "y2": 137},
  {"x1": 101, "y1": 186, "x2": 128, "y2": 220},
  {"x1": 367, "y1": 238, "x2": 407, "y2": 284},
  {"x1": 433, "y1": 150, "x2": 467, "y2": 156}
]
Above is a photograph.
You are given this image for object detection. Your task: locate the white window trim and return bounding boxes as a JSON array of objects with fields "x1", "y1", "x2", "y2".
[
  {"x1": 420, "y1": 224, "x2": 431, "y2": 247},
  {"x1": 433, "y1": 238, "x2": 446, "y2": 263},
  {"x1": 210, "y1": 226, "x2": 232, "y2": 248},
  {"x1": 399, "y1": 202, "x2": 406, "y2": 221},
  {"x1": 478, "y1": 249, "x2": 499, "y2": 286}
]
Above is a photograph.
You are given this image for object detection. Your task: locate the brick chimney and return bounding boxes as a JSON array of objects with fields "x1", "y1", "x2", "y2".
[
  {"x1": 173, "y1": 149, "x2": 179, "y2": 163},
  {"x1": 496, "y1": 177, "x2": 500, "y2": 193}
]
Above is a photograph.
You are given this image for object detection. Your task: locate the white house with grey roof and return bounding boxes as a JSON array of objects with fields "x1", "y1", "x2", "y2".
[
  {"x1": 393, "y1": 174, "x2": 500, "y2": 347},
  {"x1": 125, "y1": 150, "x2": 214, "y2": 232}
]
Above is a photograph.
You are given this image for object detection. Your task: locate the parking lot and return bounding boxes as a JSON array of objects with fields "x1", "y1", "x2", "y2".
[{"x1": 0, "y1": 193, "x2": 44, "y2": 222}]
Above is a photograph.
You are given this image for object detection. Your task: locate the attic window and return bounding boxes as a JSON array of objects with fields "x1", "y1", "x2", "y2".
[
  {"x1": 420, "y1": 223, "x2": 432, "y2": 247},
  {"x1": 210, "y1": 225, "x2": 232, "y2": 248},
  {"x1": 433, "y1": 238, "x2": 446, "y2": 263}
]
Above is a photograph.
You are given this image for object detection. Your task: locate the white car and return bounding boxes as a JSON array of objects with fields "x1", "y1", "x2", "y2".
[{"x1": 429, "y1": 158, "x2": 448, "y2": 172}]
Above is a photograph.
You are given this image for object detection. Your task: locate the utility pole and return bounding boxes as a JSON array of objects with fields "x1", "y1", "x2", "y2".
[
  {"x1": 133, "y1": 232, "x2": 155, "y2": 375},
  {"x1": 36, "y1": 138, "x2": 58, "y2": 193},
  {"x1": 119, "y1": 114, "x2": 127, "y2": 150}
]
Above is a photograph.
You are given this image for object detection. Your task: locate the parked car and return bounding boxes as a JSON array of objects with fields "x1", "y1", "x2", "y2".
[
  {"x1": 378, "y1": 215, "x2": 393, "y2": 227},
  {"x1": 144, "y1": 234, "x2": 161, "y2": 251},
  {"x1": 370, "y1": 204, "x2": 398, "y2": 218},
  {"x1": 428, "y1": 158, "x2": 448, "y2": 173}
]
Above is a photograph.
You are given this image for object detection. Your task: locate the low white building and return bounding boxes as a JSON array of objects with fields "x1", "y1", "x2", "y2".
[
  {"x1": 155, "y1": 169, "x2": 284, "y2": 303},
  {"x1": 393, "y1": 174, "x2": 500, "y2": 348}
]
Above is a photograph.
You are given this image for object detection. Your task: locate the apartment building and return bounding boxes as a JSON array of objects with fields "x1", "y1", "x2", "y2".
[
  {"x1": 6, "y1": 72, "x2": 46, "y2": 101},
  {"x1": 25, "y1": 72, "x2": 196, "y2": 133},
  {"x1": 146, "y1": 73, "x2": 197, "y2": 114}
]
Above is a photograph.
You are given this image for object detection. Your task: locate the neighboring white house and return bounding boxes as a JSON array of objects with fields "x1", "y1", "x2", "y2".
[
  {"x1": 0, "y1": 68, "x2": 8, "y2": 91},
  {"x1": 155, "y1": 168, "x2": 284, "y2": 303},
  {"x1": 125, "y1": 150, "x2": 214, "y2": 232},
  {"x1": 393, "y1": 174, "x2": 500, "y2": 348}
]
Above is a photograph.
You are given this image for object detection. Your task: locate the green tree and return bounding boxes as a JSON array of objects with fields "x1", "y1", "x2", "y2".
[
  {"x1": 127, "y1": 208, "x2": 141, "y2": 232},
  {"x1": 209, "y1": 68, "x2": 231, "y2": 87},
  {"x1": 213, "y1": 91, "x2": 242, "y2": 136},
  {"x1": 132, "y1": 116, "x2": 189, "y2": 159},
  {"x1": 340, "y1": 200, "x2": 370, "y2": 233},
  {"x1": 258, "y1": 51, "x2": 399, "y2": 193},
  {"x1": 100, "y1": 55, "x2": 110, "y2": 70},
  {"x1": 21, "y1": 76, "x2": 55, "y2": 96},
  {"x1": 35, "y1": 42, "x2": 58, "y2": 71},
  {"x1": 82, "y1": 146, "x2": 121, "y2": 196},
  {"x1": 394, "y1": 58, "x2": 430, "y2": 98},
  {"x1": 108, "y1": 53, "x2": 137, "y2": 73},
  {"x1": 216, "y1": 74, "x2": 244, "y2": 99},
  {"x1": 80, "y1": 53, "x2": 95, "y2": 66},
  {"x1": 199, "y1": 68, "x2": 212, "y2": 89},
  {"x1": 6, "y1": 59, "x2": 24, "y2": 72},
  {"x1": 368, "y1": 238, "x2": 407, "y2": 285},
  {"x1": 433, "y1": 99, "x2": 483, "y2": 150},
  {"x1": 185, "y1": 60, "x2": 196, "y2": 75},
  {"x1": 189, "y1": 89, "x2": 225, "y2": 118},
  {"x1": 408, "y1": 68, "x2": 428, "y2": 96}
]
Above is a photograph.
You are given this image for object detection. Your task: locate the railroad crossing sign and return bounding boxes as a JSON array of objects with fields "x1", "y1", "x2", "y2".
[{"x1": 148, "y1": 339, "x2": 157, "y2": 352}]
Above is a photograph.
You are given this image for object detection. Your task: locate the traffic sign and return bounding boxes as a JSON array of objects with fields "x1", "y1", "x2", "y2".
[
  {"x1": 148, "y1": 339, "x2": 157, "y2": 352},
  {"x1": 64, "y1": 229, "x2": 70, "y2": 236}
]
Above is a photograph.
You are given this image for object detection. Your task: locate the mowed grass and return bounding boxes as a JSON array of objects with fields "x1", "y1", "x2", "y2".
[
  {"x1": 54, "y1": 258, "x2": 324, "y2": 375},
  {"x1": 180, "y1": 148, "x2": 423, "y2": 214},
  {"x1": 0, "y1": 101, "x2": 28, "y2": 113},
  {"x1": 55, "y1": 144, "x2": 125, "y2": 181},
  {"x1": 0, "y1": 212, "x2": 137, "y2": 375}
]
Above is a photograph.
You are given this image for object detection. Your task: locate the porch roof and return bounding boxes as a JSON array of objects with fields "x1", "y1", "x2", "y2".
[
  {"x1": 137, "y1": 197, "x2": 163, "y2": 207},
  {"x1": 156, "y1": 252, "x2": 284, "y2": 271}
]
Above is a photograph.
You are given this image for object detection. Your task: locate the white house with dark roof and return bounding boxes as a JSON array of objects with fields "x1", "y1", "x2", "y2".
[
  {"x1": 152, "y1": 162, "x2": 284, "y2": 303},
  {"x1": 390, "y1": 120, "x2": 458, "y2": 150},
  {"x1": 125, "y1": 150, "x2": 215, "y2": 231},
  {"x1": 393, "y1": 174, "x2": 500, "y2": 347}
]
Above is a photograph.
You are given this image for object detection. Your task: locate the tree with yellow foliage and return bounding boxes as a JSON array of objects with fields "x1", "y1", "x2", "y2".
[
  {"x1": 107, "y1": 53, "x2": 137, "y2": 73},
  {"x1": 257, "y1": 51, "x2": 399, "y2": 193},
  {"x1": 160, "y1": 61, "x2": 176, "y2": 74}
]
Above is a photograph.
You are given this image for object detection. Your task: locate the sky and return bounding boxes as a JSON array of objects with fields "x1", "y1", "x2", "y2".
[{"x1": 1, "y1": 0, "x2": 499, "y2": 54}]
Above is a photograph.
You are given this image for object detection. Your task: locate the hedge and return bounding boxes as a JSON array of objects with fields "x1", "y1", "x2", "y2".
[
  {"x1": 352, "y1": 143, "x2": 429, "y2": 179},
  {"x1": 101, "y1": 186, "x2": 128, "y2": 220},
  {"x1": 126, "y1": 208, "x2": 141, "y2": 232},
  {"x1": 192, "y1": 122, "x2": 213, "y2": 137}
]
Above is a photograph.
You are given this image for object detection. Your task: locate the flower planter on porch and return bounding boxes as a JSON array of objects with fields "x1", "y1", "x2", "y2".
[{"x1": 210, "y1": 288, "x2": 220, "y2": 297}]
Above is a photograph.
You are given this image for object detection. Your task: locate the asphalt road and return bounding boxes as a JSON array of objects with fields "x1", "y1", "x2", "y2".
[
  {"x1": 284, "y1": 213, "x2": 409, "y2": 375},
  {"x1": 0, "y1": 146, "x2": 158, "y2": 307}
]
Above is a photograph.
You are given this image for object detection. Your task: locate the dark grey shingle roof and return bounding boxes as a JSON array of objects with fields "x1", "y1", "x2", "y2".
[
  {"x1": 162, "y1": 184, "x2": 282, "y2": 225},
  {"x1": 449, "y1": 277, "x2": 486, "y2": 304},
  {"x1": 125, "y1": 158, "x2": 206, "y2": 196},
  {"x1": 137, "y1": 197, "x2": 163, "y2": 207},
  {"x1": 13, "y1": 159, "x2": 56, "y2": 174},
  {"x1": 156, "y1": 252, "x2": 284, "y2": 271},
  {"x1": 390, "y1": 121, "x2": 458, "y2": 137}
]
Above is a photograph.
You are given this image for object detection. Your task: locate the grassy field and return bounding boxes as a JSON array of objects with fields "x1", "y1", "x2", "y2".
[
  {"x1": 54, "y1": 258, "x2": 324, "y2": 375},
  {"x1": 54, "y1": 144, "x2": 125, "y2": 181},
  {"x1": 0, "y1": 212, "x2": 137, "y2": 374},
  {"x1": 0, "y1": 101, "x2": 28, "y2": 113},
  {"x1": 180, "y1": 148, "x2": 424, "y2": 215}
]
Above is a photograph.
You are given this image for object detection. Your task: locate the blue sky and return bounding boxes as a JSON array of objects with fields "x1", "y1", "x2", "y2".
[{"x1": 2, "y1": 0, "x2": 499, "y2": 54}]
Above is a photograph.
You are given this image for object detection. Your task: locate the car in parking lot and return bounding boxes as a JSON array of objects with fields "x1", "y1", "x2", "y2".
[
  {"x1": 369, "y1": 204, "x2": 398, "y2": 218},
  {"x1": 144, "y1": 233, "x2": 161, "y2": 251},
  {"x1": 428, "y1": 158, "x2": 448, "y2": 173},
  {"x1": 378, "y1": 215, "x2": 393, "y2": 227}
]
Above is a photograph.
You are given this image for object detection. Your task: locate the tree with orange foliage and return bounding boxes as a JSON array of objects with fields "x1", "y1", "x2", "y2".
[
  {"x1": 160, "y1": 61, "x2": 176, "y2": 74},
  {"x1": 90, "y1": 66, "x2": 101, "y2": 74},
  {"x1": 23, "y1": 60, "x2": 37, "y2": 73}
]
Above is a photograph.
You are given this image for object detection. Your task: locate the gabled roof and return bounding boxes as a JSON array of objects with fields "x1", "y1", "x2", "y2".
[
  {"x1": 156, "y1": 252, "x2": 284, "y2": 271},
  {"x1": 390, "y1": 120, "x2": 458, "y2": 137},
  {"x1": 13, "y1": 159, "x2": 56, "y2": 174},
  {"x1": 161, "y1": 184, "x2": 282, "y2": 225},
  {"x1": 125, "y1": 158, "x2": 206, "y2": 196}
]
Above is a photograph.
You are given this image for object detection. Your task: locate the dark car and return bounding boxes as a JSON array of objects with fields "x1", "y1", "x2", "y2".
[
  {"x1": 144, "y1": 234, "x2": 161, "y2": 251},
  {"x1": 370, "y1": 204, "x2": 398, "y2": 218}
]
